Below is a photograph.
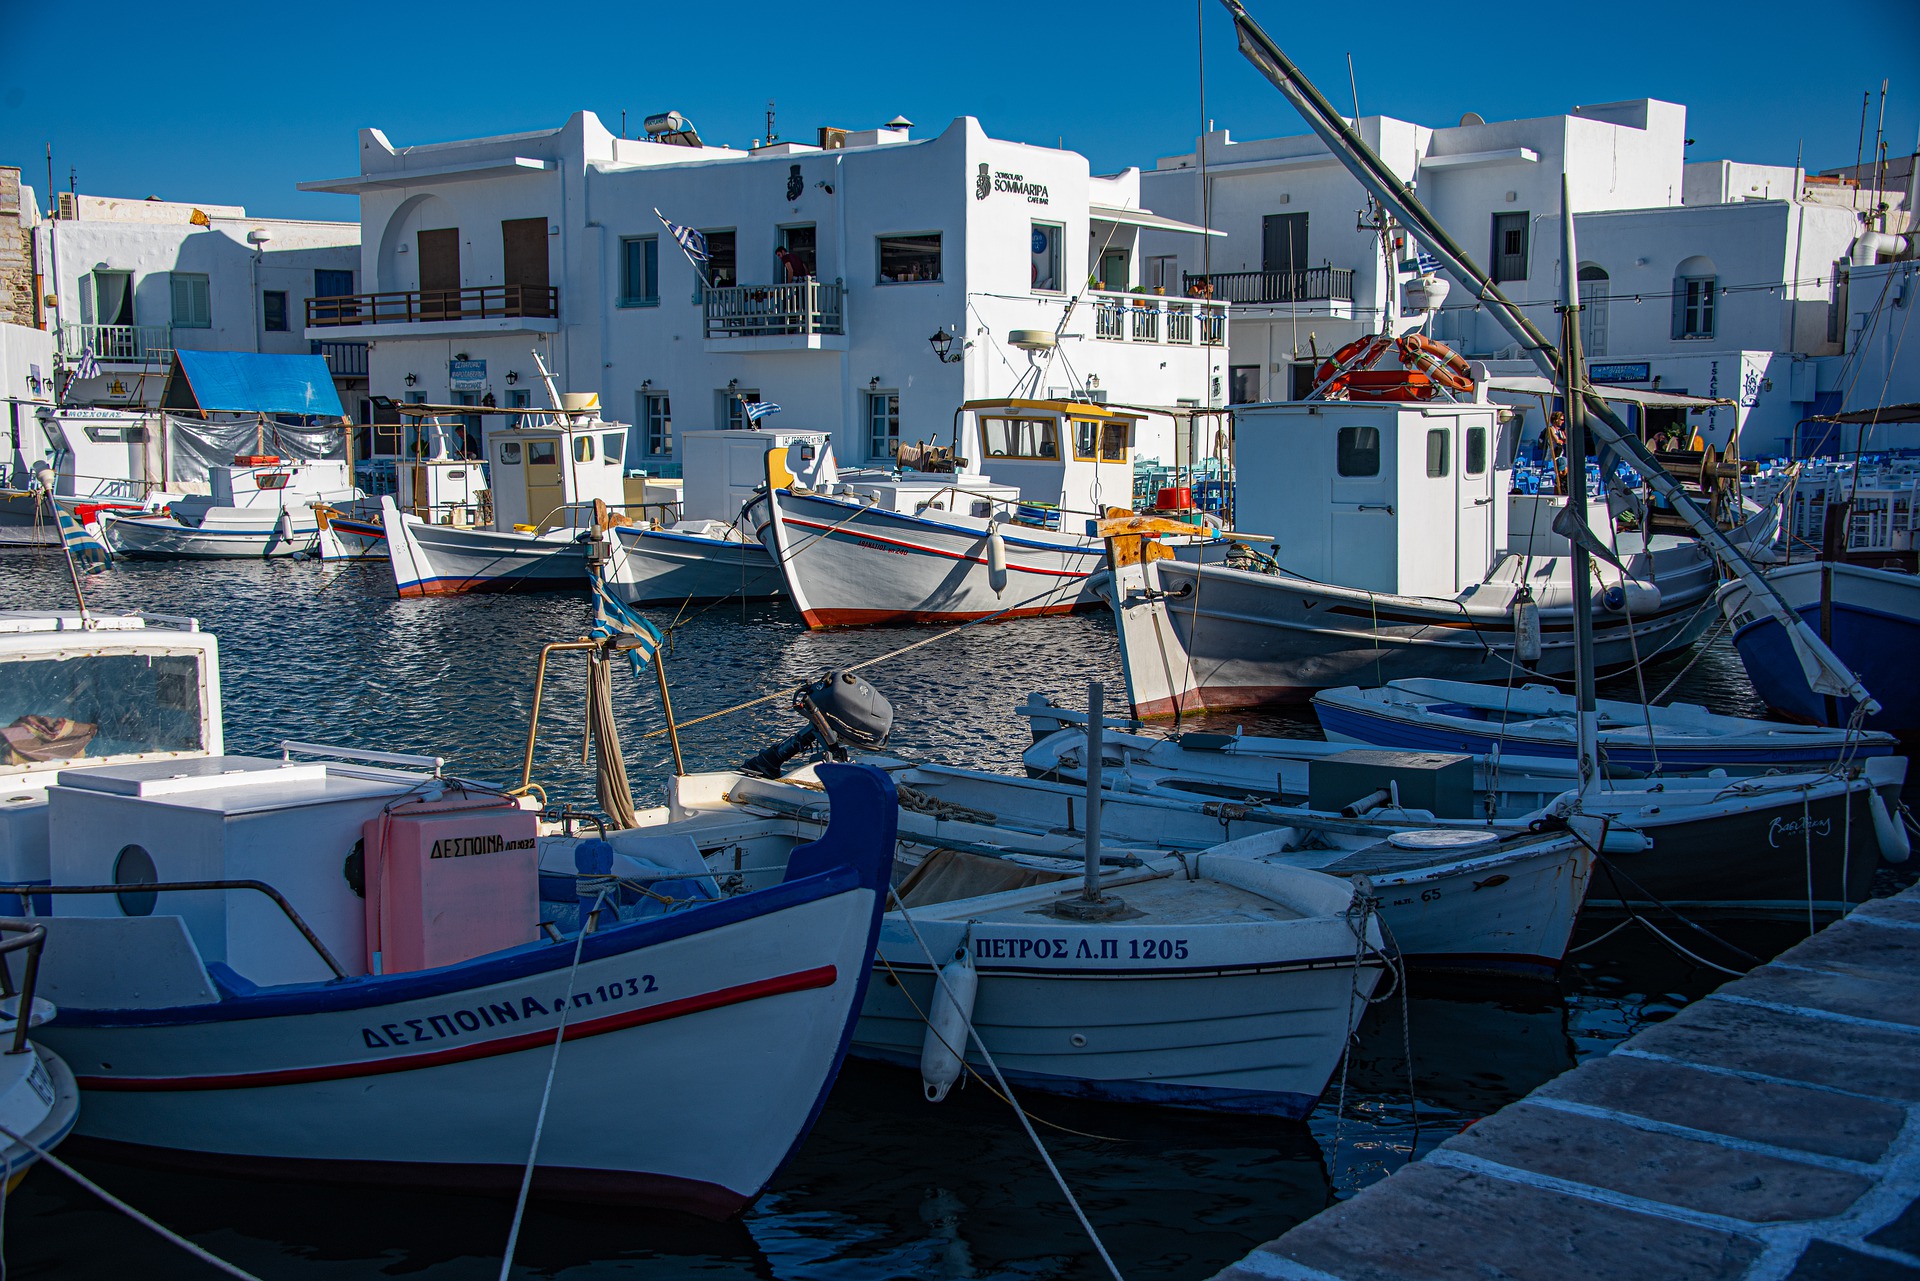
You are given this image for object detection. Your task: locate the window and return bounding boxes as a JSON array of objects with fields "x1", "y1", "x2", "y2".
[
  {"x1": 1337, "y1": 426, "x2": 1380, "y2": 476},
  {"x1": 1425, "y1": 428, "x2": 1449, "y2": 478},
  {"x1": 640, "y1": 392, "x2": 672, "y2": 456},
  {"x1": 1465, "y1": 426, "x2": 1488, "y2": 476},
  {"x1": 314, "y1": 268, "x2": 354, "y2": 298},
  {"x1": 619, "y1": 236, "x2": 659, "y2": 306},
  {"x1": 506, "y1": 389, "x2": 530, "y2": 411},
  {"x1": 90, "y1": 270, "x2": 134, "y2": 326},
  {"x1": 1229, "y1": 366, "x2": 1261, "y2": 404},
  {"x1": 499, "y1": 442, "x2": 522, "y2": 464},
  {"x1": 262, "y1": 290, "x2": 288, "y2": 332},
  {"x1": 1490, "y1": 212, "x2": 1529, "y2": 284},
  {"x1": 256, "y1": 471, "x2": 291, "y2": 491},
  {"x1": 722, "y1": 389, "x2": 762, "y2": 431},
  {"x1": 1098, "y1": 421, "x2": 1127, "y2": 461},
  {"x1": 981, "y1": 416, "x2": 1059, "y2": 460},
  {"x1": 866, "y1": 391, "x2": 900, "y2": 460},
  {"x1": 170, "y1": 272, "x2": 211, "y2": 328},
  {"x1": 1577, "y1": 264, "x2": 1609, "y2": 357},
  {"x1": 696, "y1": 230, "x2": 736, "y2": 301},
  {"x1": 1146, "y1": 256, "x2": 1180, "y2": 292},
  {"x1": 1031, "y1": 223, "x2": 1062, "y2": 293},
  {"x1": 602, "y1": 433, "x2": 624, "y2": 466},
  {"x1": 878, "y1": 234, "x2": 941, "y2": 284},
  {"x1": 573, "y1": 435, "x2": 595, "y2": 462},
  {"x1": 528, "y1": 440, "x2": 557, "y2": 466},
  {"x1": 1674, "y1": 272, "x2": 1717, "y2": 339}
]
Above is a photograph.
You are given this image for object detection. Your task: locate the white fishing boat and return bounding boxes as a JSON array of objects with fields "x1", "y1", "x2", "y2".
[
  {"x1": 753, "y1": 396, "x2": 1150, "y2": 628},
  {"x1": 0, "y1": 608, "x2": 895, "y2": 1214},
  {"x1": 1019, "y1": 702, "x2": 1908, "y2": 916},
  {"x1": 601, "y1": 427, "x2": 829, "y2": 607},
  {"x1": 1, "y1": 407, "x2": 162, "y2": 550},
  {"x1": 100, "y1": 457, "x2": 361, "y2": 559},
  {"x1": 382, "y1": 360, "x2": 628, "y2": 596},
  {"x1": 1311, "y1": 677, "x2": 1899, "y2": 772}
]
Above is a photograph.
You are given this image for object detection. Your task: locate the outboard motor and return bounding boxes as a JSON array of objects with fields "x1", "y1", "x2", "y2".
[{"x1": 742, "y1": 670, "x2": 894, "y2": 778}]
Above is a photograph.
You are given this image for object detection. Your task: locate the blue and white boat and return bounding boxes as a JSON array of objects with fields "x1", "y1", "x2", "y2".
[
  {"x1": 1312, "y1": 676, "x2": 1899, "y2": 772},
  {"x1": 1719, "y1": 561, "x2": 1920, "y2": 739},
  {"x1": 101, "y1": 458, "x2": 361, "y2": 559},
  {"x1": 0, "y1": 608, "x2": 894, "y2": 1215}
]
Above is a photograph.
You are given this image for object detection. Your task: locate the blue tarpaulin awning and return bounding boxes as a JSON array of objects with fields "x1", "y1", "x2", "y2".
[{"x1": 160, "y1": 351, "x2": 345, "y2": 418}]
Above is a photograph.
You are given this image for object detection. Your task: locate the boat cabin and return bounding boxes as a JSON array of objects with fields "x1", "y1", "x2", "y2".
[
  {"x1": 388, "y1": 413, "x2": 487, "y2": 527},
  {"x1": 961, "y1": 399, "x2": 1140, "y2": 522},
  {"x1": 187, "y1": 458, "x2": 356, "y2": 513},
  {"x1": 485, "y1": 394, "x2": 630, "y2": 532},
  {"x1": 1233, "y1": 399, "x2": 1517, "y2": 597},
  {"x1": 36, "y1": 408, "x2": 158, "y2": 502},
  {"x1": 681, "y1": 428, "x2": 831, "y2": 525}
]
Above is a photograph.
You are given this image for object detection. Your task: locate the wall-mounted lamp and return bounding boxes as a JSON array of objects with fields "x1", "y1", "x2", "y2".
[
  {"x1": 404, "y1": 373, "x2": 418, "y2": 386},
  {"x1": 728, "y1": 377, "x2": 739, "y2": 391},
  {"x1": 928, "y1": 329, "x2": 964, "y2": 364},
  {"x1": 1087, "y1": 374, "x2": 1100, "y2": 390},
  {"x1": 505, "y1": 370, "x2": 520, "y2": 385},
  {"x1": 454, "y1": 352, "x2": 470, "y2": 362},
  {"x1": 869, "y1": 376, "x2": 881, "y2": 390},
  {"x1": 815, "y1": 181, "x2": 835, "y2": 194},
  {"x1": 641, "y1": 378, "x2": 652, "y2": 390}
]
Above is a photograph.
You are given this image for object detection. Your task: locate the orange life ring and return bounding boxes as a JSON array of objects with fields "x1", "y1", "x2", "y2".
[
  {"x1": 1315, "y1": 333, "x2": 1395, "y2": 388},
  {"x1": 1395, "y1": 334, "x2": 1475, "y2": 393}
]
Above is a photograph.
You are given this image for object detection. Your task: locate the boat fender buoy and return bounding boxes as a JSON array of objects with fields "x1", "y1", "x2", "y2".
[
  {"x1": 1870, "y1": 790, "x2": 1910, "y2": 865},
  {"x1": 986, "y1": 523, "x2": 1008, "y2": 597},
  {"x1": 920, "y1": 944, "x2": 978, "y2": 1102},
  {"x1": 1511, "y1": 590, "x2": 1542, "y2": 665},
  {"x1": 1566, "y1": 814, "x2": 1651, "y2": 855},
  {"x1": 273, "y1": 507, "x2": 294, "y2": 545},
  {"x1": 1600, "y1": 581, "x2": 1662, "y2": 615}
]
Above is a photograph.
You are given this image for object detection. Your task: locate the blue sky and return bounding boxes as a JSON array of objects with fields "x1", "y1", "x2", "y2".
[{"x1": 5, "y1": 0, "x2": 1916, "y2": 222}]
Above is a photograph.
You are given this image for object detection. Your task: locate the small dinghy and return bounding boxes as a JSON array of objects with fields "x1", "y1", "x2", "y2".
[
  {"x1": 1312, "y1": 677, "x2": 1898, "y2": 772},
  {"x1": 0, "y1": 608, "x2": 894, "y2": 1215}
]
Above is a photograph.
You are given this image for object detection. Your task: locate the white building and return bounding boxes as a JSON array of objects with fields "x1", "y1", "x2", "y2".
[
  {"x1": 299, "y1": 110, "x2": 1227, "y2": 471},
  {"x1": 1139, "y1": 102, "x2": 1915, "y2": 456},
  {"x1": 29, "y1": 192, "x2": 364, "y2": 417}
]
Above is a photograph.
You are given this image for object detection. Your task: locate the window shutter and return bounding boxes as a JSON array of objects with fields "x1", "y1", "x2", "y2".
[{"x1": 1671, "y1": 280, "x2": 1687, "y2": 340}]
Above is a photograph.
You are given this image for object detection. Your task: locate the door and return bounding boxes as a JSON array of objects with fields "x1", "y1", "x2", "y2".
[
  {"x1": 1262, "y1": 213, "x2": 1308, "y2": 293},
  {"x1": 777, "y1": 226, "x2": 817, "y2": 280},
  {"x1": 418, "y1": 228, "x2": 461, "y2": 319},
  {"x1": 524, "y1": 437, "x2": 564, "y2": 529},
  {"x1": 1099, "y1": 249, "x2": 1128, "y2": 292},
  {"x1": 1456, "y1": 422, "x2": 1495, "y2": 591},
  {"x1": 1577, "y1": 265, "x2": 1609, "y2": 357},
  {"x1": 501, "y1": 218, "x2": 550, "y2": 316}
]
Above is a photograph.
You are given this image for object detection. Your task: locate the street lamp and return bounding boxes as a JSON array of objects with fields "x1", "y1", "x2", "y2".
[{"x1": 928, "y1": 329, "x2": 964, "y2": 364}]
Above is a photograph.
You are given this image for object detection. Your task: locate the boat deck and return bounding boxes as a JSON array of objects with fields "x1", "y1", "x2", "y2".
[
  {"x1": 1209, "y1": 883, "x2": 1920, "y2": 1281},
  {"x1": 913, "y1": 868, "x2": 1309, "y2": 925}
]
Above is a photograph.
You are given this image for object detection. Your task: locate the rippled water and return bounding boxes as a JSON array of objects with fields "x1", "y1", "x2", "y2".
[{"x1": 0, "y1": 552, "x2": 1873, "y2": 1279}]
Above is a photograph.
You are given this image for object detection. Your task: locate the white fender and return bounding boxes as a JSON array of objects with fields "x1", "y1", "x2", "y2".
[
  {"x1": 1870, "y1": 790, "x2": 1910, "y2": 865},
  {"x1": 1511, "y1": 596, "x2": 1542, "y2": 663},
  {"x1": 985, "y1": 523, "x2": 1008, "y2": 597},
  {"x1": 920, "y1": 945, "x2": 978, "y2": 1102},
  {"x1": 1600, "y1": 580, "x2": 1662, "y2": 615},
  {"x1": 1566, "y1": 813, "x2": 1651, "y2": 855}
]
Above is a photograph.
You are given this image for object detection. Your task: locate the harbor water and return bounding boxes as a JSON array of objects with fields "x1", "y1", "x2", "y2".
[{"x1": 0, "y1": 553, "x2": 1887, "y2": 1280}]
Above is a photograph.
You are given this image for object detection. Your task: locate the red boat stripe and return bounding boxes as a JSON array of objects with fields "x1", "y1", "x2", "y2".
[
  {"x1": 76, "y1": 965, "x2": 837, "y2": 1093},
  {"x1": 783, "y1": 517, "x2": 1090, "y2": 580}
]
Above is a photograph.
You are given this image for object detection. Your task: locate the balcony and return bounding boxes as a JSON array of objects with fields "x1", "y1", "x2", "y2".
[
  {"x1": 1183, "y1": 267, "x2": 1356, "y2": 306},
  {"x1": 311, "y1": 339, "x2": 369, "y2": 378},
  {"x1": 304, "y1": 285, "x2": 561, "y2": 340},
  {"x1": 1089, "y1": 292, "x2": 1228, "y2": 346},
  {"x1": 702, "y1": 280, "x2": 846, "y2": 352},
  {"x1": 58, "y1": 324, "x2": 173, "y2": 367}
]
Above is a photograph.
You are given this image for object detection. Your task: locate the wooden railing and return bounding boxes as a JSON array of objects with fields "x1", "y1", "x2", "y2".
[
  {"x1": 1183, "y1": 267, "x2": 1355, "y2": 305},
  {"x1": 306, "y1": 285, "x2": 560, "y2": 328},
  {"x1": 703, "y1": 279, "x2": 844, "y2": 339}
]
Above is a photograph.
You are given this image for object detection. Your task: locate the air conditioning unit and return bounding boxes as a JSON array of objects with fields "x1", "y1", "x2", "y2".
[
  {"x1": 818, "y1": 127, "x2": 848, "y2": 150},
  {"x1": 56, "y1": 192, "x2": 77, "y2": 220}
]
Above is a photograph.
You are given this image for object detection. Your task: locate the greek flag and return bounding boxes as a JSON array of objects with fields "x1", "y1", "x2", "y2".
[
  {"x1": 73, "y1": 347, "x2": 100, "y2": 382},
  {"x1": 742, "y1": 401, "x2": 782, "y2": 423},
  {"x1": 653, "y1": 209, "x2": 709, "y2": 263},
  {"x1": 55, "y1": 506, "x2": 111, "y2": 572},
  {"x1": 1414, "y1": 250, "x2": 1442, "y2": 275},
  {"x1": 590, "y1": 566, "x2": 665, "y2": 676}
]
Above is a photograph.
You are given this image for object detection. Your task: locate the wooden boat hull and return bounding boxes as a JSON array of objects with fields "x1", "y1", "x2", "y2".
[{"x1": 605, "y1": 524, "x2": 784, "y2": 606}]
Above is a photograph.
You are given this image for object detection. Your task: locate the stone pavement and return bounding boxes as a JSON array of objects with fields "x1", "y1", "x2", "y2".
[{"x1": 1211, "y1": 890, "x2": 1920, "y2": 1281}]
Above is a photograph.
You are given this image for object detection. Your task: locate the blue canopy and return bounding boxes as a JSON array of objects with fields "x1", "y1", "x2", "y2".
[{"x1": 161, "y1": 351, "x2": 345, "y2": 417}]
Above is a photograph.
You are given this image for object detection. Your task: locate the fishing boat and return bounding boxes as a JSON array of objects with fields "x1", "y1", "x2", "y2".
[
  {"x1": 382, "y1": 360, "x2": 629, "y2": 596},
  {"x1": 0, "y1": 607, "x2": 895, "y2": 1215},
  {"x1": 1720, "y1": 559, "x2": 1920, "y2": 739},
  {"x1": 0, "y1": 920, "x2": 83, "y2": 1193},
  {"x1": 1311, "y1": 677, "x2": 1898, "y2": 772},
  {"x1": 0, "y1": 407, "x2": 160, "y2": 550},
  {"x1": 600, "y1": 427, "x2": 828, "y2": 607},
  {"x1": 1019, "y1": 701, "x2": 1907, "y2": 916},
  {"x1": 752, "y1": 394, "x2": 1150, "y2": 628},
  {"x1": 100, "y1": 457, "x2": 361, "y2": 559}
]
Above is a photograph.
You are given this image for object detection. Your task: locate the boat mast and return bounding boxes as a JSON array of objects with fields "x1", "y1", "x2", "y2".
[
  {"x1": 1214, "y1": 0, "x2": 1877, "y2": 717},
  {"x1": 1557, "y1": 185, "x2": 1599, "y2": 799}
]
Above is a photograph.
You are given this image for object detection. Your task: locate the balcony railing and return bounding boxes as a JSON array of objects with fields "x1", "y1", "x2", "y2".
[
  {"x1": 311, "y1": 339, "x2": 369, "y2": 377},
  {"x1": 703, "y1": 279, "x2": 844, "y2": 340},
  {"x1": 1183, "y1": 267, "x2": 1355, "y2": 305},
  {"x1": 1089, "y1": 292, "x2": 1227, "y2": 346},
  {"x1": 58, "y1": 324, "x2": 173, "y2": 365},
  {"x1": 305, "y1": 285, "x2": 559, "y2": 329}
]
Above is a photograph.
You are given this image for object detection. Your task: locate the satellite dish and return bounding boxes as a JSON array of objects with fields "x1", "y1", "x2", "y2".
[
  {"x1": 1008, "y1": 329, "x2": 1056, "y2": 352},
  {"x1": 1459, "y1": 112, "x2": 1486, "y2": 127}
]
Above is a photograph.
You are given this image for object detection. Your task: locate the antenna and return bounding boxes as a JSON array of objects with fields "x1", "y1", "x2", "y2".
[{"x1": 766, "y1": 101, "x2": 777, "y2": 145}]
